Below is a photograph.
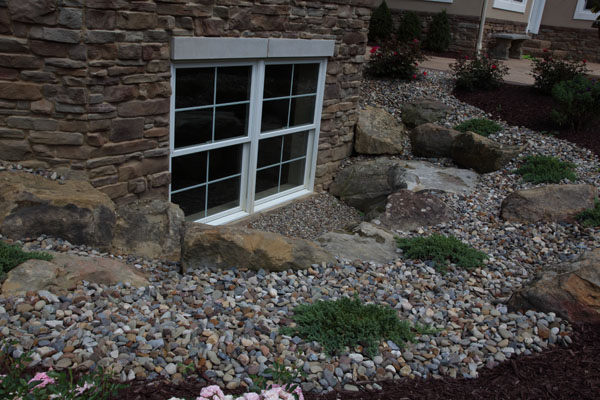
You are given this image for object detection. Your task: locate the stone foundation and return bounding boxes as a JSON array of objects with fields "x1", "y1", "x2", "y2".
[
  {"x1": 529, "y1": 25, "x2": 600, "y2": 62},
  {"x1": 0, "y1": 0, "x2": 376, "y2": 203}
]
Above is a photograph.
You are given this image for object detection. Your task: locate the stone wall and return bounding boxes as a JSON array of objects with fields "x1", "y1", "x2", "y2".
[
  {"x1": 531, "y1": 25, "x2": 600, "y2": 62},
  {"x1": 0, "y1": 0, "x2": 375, "y2": 204}
]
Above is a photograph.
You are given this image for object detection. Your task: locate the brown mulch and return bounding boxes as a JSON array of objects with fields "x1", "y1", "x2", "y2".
[
  {"x1": 111, "y1": 323, "x2": 600, "y2": 400},
  {"x1": 453, "y1": 84, "x2": 600, "y2": 157}
]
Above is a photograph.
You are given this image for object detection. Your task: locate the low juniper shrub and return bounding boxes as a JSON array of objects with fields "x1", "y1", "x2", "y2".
[
  {"x1": 551, "y1": 75, "x2": 600, "y2": 130},
  {"x1": 396, "y1": 234, "x2": 488, "y2": 272},
  {"x1": 451, "y1": 54, "x2": 508, "y2": 91},
  {"x1": 366, "y1": 39, "x2": 426, "y2": 80},
  {"x1": 515, "y1": 155, "x2": 577, "y2": 184},
  {"x1": 424, "y1": 10, "x2": 450, "y2": 52},
  {"x1": 454, "y1": 118, "x2": 502, "y2": 137},
  {"x1": 397, "y1": 11, "x2": 422, "y2": 43},
  {"x1": 576, "y1": 200, "x2": 600, "y2": 228},
  {"x1": 531, "y1": 51, "x2": 589, "y2": 94},
  {"x1": 368, "y1": 0, "x2": 394, "y2": 43}
]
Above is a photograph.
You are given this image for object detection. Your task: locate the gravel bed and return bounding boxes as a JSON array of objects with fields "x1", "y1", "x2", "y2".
[{"x1": 0, "y1": 71, "x2": 599, "y2": 396}]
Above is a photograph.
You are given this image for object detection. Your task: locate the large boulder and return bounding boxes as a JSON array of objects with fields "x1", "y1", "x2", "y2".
[
  {"x1": 316, "y1": 222, "x2": 398, "y2": 264},
  {"x1": 372, "y1": 189, "x2": 454, "y2": 231},
  {"x1": 501, "y1": 184, "x2": 597, "y2": 224},
  {"x1": 1, "y1": 252, "x2": 149, "y2": 297},
  {"x1": 409, "y1": 124, "x2": 460, "y2": 158},
  {"x1": 112, "y1": 199, "x2": 185, "y2": 261},
  {"x1": 401, "y1": 99, "x2": 450, "y2": 128},
  {"x1": 354, "y1": 105, "x2": 407, "y2": 155},
  {"x1": 329, "y1": 158, "x2": 407, "y2": 214},
  {"x1": 182, "y1": 223, "x2": 335, "y2": 272},
  {"x1": 400, "y1": 160, "x2": 478, "y2": 195},
  {"x1": 0, "y1": 171, "x2": 115, "y2": 251},
  {"x1": 508, "y1": 249, "x2": 600, "y2": 324},
  {"x1": 451, "y1": 131, "x2": 525, "y2": 173}
]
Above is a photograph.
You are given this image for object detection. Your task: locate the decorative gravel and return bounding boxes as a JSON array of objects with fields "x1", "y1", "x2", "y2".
[{"x1": 0, "y1": 71, "x2": 599, "y2": 395}]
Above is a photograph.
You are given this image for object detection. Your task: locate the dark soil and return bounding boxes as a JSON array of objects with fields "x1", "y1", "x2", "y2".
[
  {"x1": 113, "y1": 323, "x2": 600, "y2": 400},
  {"x1": 454, "y1": 84, "x2": 600, "y2": 157}
]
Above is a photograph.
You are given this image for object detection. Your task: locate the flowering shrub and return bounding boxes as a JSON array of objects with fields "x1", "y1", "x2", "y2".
[
  {"x1": 451, "y1": 54, "x2": 508, "y2": 91},
  {"x1": 551, "y1": 75, "x2": 600, "y2": 129},
  {"x1": 167, "y1": 385, "x2": 304, "y2": 400},
  {"x1": 366, "y1": 39, "x2": 426, "y2": 80},
  {"x1": 531, "y1": 51, "x2": 589, "y2": 94}
]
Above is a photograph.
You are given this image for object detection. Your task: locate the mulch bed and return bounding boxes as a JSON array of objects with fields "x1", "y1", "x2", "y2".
[
  {"x1": 454, "y1": 84, "x2": 600, "y2": 157},
  {"x1": 112, "y1": 323, "x2": 600, "y2": 400}
]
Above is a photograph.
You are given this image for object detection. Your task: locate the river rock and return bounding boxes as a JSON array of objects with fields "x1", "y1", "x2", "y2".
[
  {"x1": 451, "y1": 131, "x2": 525, "y2": 173},
  {"x1": 501, "y1": 184, "x2": 597, "y2": 224},
  {"x1": 354, "y1": 105, "x2": 407, "y2": 155},
  {"x1": 316, "y1": 222, "x2": 398, "y2": 263},
  {"x1": 409, "y1": 124, "x2": 460, "y2": 158},
  {"x1": 508, "y1": 249, "x2": 600, "y2": 323},
  {"x1": 1, "y1": 252, "x2": 149, "y2": 297},
  {"x1": 329, "y1": 158, "x2": 407, "y2": 214},
  {"x1": 112, "y1": 199, "x2": 185, "y2": 261},
  {"x1": 400, "y1": 160, "x2": 478, "y2": 195},
  {"x1": 401, "y1": 99, "x2": 450, "y2": 128},
  {"x1": 181, "y1": 223, "x2": 335, "y2": 272},
  {"x1": 0, "y1": 171, "x2": 115, "y2": 251}
]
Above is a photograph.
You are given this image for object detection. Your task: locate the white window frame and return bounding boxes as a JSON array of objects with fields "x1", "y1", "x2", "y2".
[
  {"x1": 424, "y1": 0, "x2": 453, "y2": 3},
  {"x1": 169, "y1": 38, "x2": 333, "y2": 225},
  {"x1": 493, "y1": 0, "x2": 527, "y2": 13},
  {"x1": 573, "y1": 0, "x2": 600, "y2": 20}
]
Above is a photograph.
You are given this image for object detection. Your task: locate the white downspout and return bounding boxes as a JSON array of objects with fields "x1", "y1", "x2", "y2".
[{"x1": 476, "y1": 0, "x2": 489, "y2": 54}]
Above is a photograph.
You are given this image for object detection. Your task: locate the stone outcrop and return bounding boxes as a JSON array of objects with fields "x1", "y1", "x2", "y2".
[
  {"x1": 1, "y1": 252, "x2": 149, "y2": 297},
  {"x1": 112, "y1": 199, "x2": 185, "y2": 261},
  {"x1": 501, "y1": 184, "x2": 597, "y2": 224},
  {"x1": 401, "y1": 99, "x2": 450, "y2": 128},
  {"x1": 182, "y1": 223, "x2": 335, "y2": 272},
  {"x1": 354, "y1": 105, "x2": 407, "y2": 155},
  {"x1": 451, "y1": 131, "x2": 524, "y2": 173},
  {"x1": 508, "y1": 249, "x2": 600, "y2": 324},
  {"x1": 409, "y1": 124, "x2": 460, "y2": 159},
  {"x1": 372, "y1": 190, "x2": 455, "y2": 231},
  {"x1": 329, "y1": 158, "x2": 407, "y2": 214},
  {"x1": 400, "y1": 160, "x2": 478, "y2": 195},
  {"x1": 0, "y1": 171, "x2": 115, "y2": 251},
  {"x1": 316, "y1": 222, "x2": 398, "y2": 264}
]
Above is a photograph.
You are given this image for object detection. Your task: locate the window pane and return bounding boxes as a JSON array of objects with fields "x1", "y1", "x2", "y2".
[
  {"x1": 289, "y1": 96, "x2": 315, "y2": 127},
  {"x1": 264, "y1": 64, "x2": 292, "y2": 98},
  {"x1": 280, "y1": 159, "x2": 305, "y2": 190},
  {"x1": 171, "y1": 186, "x2": 206, "y2": 220},
  {"x1": 255, "y1": 165, "x2": 280, "y2": 200},
  {"x1": 207, "y1": 176, "x2": 240, "y2": 216},
  {"x1": 282, "y1": 131, "x2": 308, "y2": 161},
  {"x1": 214, "y1": 104, "x2": 249, "y2": 141},
  {"x1": 257, "y1": 136, "x2": 283, "y2": 168},
  {"x1": 176, "y1": 68, "x2": 214, "y2": 109},
  {"x1": 174, "y1": 109, "x2": 213, "y2": 148},
  {"x1": 171, "y1": 152, "x2": 207, "y2": 191},
  {"x1": 292, "y1": 63, "x2": 319, "y2": 95},
  {"x1": 261, "y1": 99, "x2": 289, "y2": 132},
  {"x1": 208, "y1": 145, "x2": 243, "y2": 182},
  {"x1": 216, "y1": 66, "x2": 251, "y2": 104}
]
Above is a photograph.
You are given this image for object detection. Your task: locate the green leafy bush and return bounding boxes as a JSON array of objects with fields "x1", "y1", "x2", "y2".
[
  {"x1": 576, "y1": 199, "x2": 600, "y2": 228},
  {"x1": 281, "y1": 295, "x2": 416, "y2": 357},
  {"x1": 366, "y1": 39, "x2": 426, "y2": 80},
  {"x1": 397, "y1": 11, "x2": 422, "y2": 43},
  {"x1": 515, "y1": 155, "x2": 577, "y2": 183},
  {"x1": 0, "y1": 241, "x2": 52, "y2": 276},
  {"x1": 551, "y1": 75, "x2": 600, "y2": 130},
  {"x1": 396, "y1": 234, "x2": 488, "y2": 272},
  {"x1": 424, "y1": 10, "x2": 450, "y2": 52},
  {"x1": 451, "y1": 54, "x2": 509, "y2": 91},
  {"x1": 368, "y1": 0, "x2": 394, "y2": 43},
  {"x1": 531, "y1": 52, "x2": 589, "y2": 94},
  {"x1": 454, "y1": 118, "x2": 502, "y2": 136}
]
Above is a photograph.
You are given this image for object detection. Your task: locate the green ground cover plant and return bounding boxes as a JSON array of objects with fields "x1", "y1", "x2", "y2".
[
  {"x1": 396, "y1": 234, "x2": 488, "y2": 272},
  {"x1": 368, "y1": 0, "x2": 393, "y2": 43},
  {"x1": 281, "y1": 295, "x2": 417, "y2": 357},
  {"x1": 454, "y1": 118, "x2": 502, "y2": 136},
  {"x1": 576, "y1": 200, "x2": 600, "y2": 228},
  {"x1": 515, "y1": 155, "x2": 577, "y2": 184},
  {"x1": 0, "y1": 241, "x2": 52, "y2": 279}
]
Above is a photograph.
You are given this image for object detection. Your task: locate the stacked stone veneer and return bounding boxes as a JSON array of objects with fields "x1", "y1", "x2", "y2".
[
  {"x1": 0, "y1": 0, "x2": 374, "y2": 204},
  {"x1": 531, "y1": 26, "x2": 600, "y2": 62}
]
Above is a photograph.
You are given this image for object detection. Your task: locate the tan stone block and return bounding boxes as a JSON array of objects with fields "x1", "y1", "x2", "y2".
[
  {"x1": 92, "y1": 139, "x2": 157, "y2": 157},
  {"x1": 104, "y1": 85, "x2": 137, "y2": 103},
  {"x1": 118, "y1": 157, "x2": 168, "y2": 182},
  {"x1": 88, "y1": 165, "x2": 118, "y2": 179},
  {"x1": 29, "y1": 131, "x2": 84, "y2": 146},
  {"x1": 86, "y1": 155, "x2": 126, "y2": 169},
  {"x1": 150, "y1": 171, "x2": 170, "y2": 188},
  {"x1": 98, "y1": 182, "x2": 129, "y2": 199},
  {"x1": 117, "y1": 99, "x2": 169, "y2": 117},
  {"x1": 116, "y1": 11, "x2": 157, "y2": 30},
  {"x1": 111, "y1": 118, "x2": 145, "y2": 143},
  {"x1": 0, "y1": 82, "x2": 42, "y2": 101},
  {"x1": 144, "y1": 127, "x2": 169, "y2": 138},
  {"x1": 31, "y1": 99, "x2": 54, "y2": 114},
  {"x1": 0, "y1": 140, "x2": 31, "y2": 161}
]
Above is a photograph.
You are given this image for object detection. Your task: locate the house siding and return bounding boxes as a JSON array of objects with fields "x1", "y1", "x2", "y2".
[{"x1": 0, "y1": 0, "x2": 375, "y2": 204}]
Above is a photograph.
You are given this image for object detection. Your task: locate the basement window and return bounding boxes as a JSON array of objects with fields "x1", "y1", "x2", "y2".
[{"x1": 573, "y1": 0, "x2": 600, "y2": 20}]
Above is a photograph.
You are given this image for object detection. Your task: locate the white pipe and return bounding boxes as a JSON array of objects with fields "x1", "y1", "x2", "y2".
[{"x1": 476, "y1": 0, "x2": 489, "y2": 54}]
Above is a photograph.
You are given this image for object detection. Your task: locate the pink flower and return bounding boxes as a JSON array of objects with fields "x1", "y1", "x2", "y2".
[
  {"x1": 29, "y1": 372, "x2": 55, "y2": 389},
  {"x1": 414, "y1": 62, "x2": 419, "y2": 66},
  {"x1": 465, "y1": 55, "x2": 469, "y2": 60},
  {"x1": 393, "y1": 51, "x2": 398, "y2": 55},
  {"x1": 491, "y1": 64, "x2": 497, "y2": 70},
  {"x1": 76, "y1": 381, "x2": 95, "y2": 395},
  {"x1": 412, "y1": 74, "x2": 417, "y2": 79},
  {"x1": 423, "y1": 71, "x2": 427, "y2": 76},
  {"x1": 370, "y1": 46, "x2": 380, "y2": 54},
  {"x1": 543, "y1": 48, "x2": 548, "y2": 53},
  {"x1": 413, "y1": 38, "x2": 419, "y2": 43},
  {"x1": 197, "y1": 385, "x2": 229, "y2": 400},
  {"x1": 240, "y1": 393, "x2": 260, "y2": 400},
  {"x1": 583, "y1": 59, "x2": 587, "y2": 63}
]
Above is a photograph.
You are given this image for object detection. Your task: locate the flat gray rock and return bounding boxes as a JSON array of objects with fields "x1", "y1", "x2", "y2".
[{"x1": 400, "y1": 160, "x2": 478, "y2": 195}]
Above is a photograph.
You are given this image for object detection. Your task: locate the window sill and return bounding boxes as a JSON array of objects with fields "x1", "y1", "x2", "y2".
[{"x1": 493, "y1": 0, "x2": 527, "y2": 13}]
